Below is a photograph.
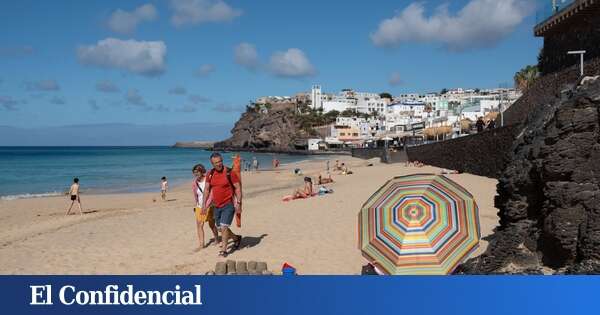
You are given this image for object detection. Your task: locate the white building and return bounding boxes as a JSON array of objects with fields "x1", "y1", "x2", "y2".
[
  {"x1": 312, "y1": 86, "x2": 389, "y2": 115},
  {"x1": 387, "y1": 100, "x2": 427, "y2": 118},
  {"x1": 308, "y1": 138, "x2": 321, "y2": 151},
  {"x1": 323, "y1": 96, "x2": 356, "y2": 113},
  {"x1": 355, "y1": 92, "x2": 388, "y2": 115},
  {"x1": 311, "y1": 85, "x2": 322, "y2": 110}
]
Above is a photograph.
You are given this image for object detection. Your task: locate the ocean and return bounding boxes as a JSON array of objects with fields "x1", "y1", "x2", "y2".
[{"x1": 0, "y1": 147, "x2": 322, "y2": 200}]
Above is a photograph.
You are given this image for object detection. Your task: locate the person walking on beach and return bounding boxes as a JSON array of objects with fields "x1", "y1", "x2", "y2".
[
  {"x1": 65, "y1": 178, "x2": 82, "y2": 216},
  {"x1": 192, "y1": 164, "x2": 219, "y2": 250},
  {"x1": 475, "y1": 117, "x2": 485, "y2": 133},
  {"x1": 203, "y1": 153, "x2": 242, "y2": 257},
  {"x1": 252, "y1": 157, "x2": 259, "y2": 171},
  {"x1": 160, "y1": 177, "x2": 168, "y2": 201}
]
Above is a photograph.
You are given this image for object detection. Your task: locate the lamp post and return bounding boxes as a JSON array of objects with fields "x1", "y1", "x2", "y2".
[
  {"x1": 567, "y1": 50, "x2": 586, "y2": 76},
  {"x1": 457, "y1": 104, "x2": 464, "y2": 137},
  {"x1": 499, "y1": 88, "x2": 504, "y2": 127}
]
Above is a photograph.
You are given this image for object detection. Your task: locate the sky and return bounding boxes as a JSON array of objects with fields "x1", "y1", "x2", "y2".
[{"x1": 0, "y1": 0, "x2": 546, "y2": 144}]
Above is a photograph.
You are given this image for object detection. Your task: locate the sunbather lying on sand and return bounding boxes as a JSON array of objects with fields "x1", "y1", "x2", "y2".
[
  {"x1": 440, "y1": 168, "x2": 461, "y2": 174},
  {"x1": 336, "y1": 163, "x2": 353, "y2": 175},
  {"x1": 318, "y1": 174, "x2": 334, "y2": 185},
  {"x1": 405, "y1": 160, "x2": 424, "y2": 168}
]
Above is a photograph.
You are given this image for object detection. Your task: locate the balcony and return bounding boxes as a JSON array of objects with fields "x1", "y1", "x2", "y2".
[
  {"x1": 536, "y1": 0, "x2": 575, "y2": 25},
  {"x1": 534, "y1": 0, "x2": 598, "y2": 36}
]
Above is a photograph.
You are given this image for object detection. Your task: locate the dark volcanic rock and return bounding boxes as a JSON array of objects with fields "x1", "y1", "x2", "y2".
[
  {"x1": 214, "y1": 107, "x2": 311, "y2": 151},
  {"x1": 457, "y1": 77, "x2": 600, "y2": 274}
]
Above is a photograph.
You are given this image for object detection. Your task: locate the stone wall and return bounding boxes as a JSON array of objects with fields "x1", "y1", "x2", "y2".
[
  {"x1": 351, "y1": 148, "x2": 385, "y2": 160},
  {"x1": 406, "y1": 125, "x2": 521, "y2": 178},
  {"x1": 457, "y1": 76, "x2": 600, "y2": 274}
]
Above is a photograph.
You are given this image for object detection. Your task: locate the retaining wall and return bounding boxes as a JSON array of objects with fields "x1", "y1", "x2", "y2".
[{"x1": 406, "y1": 125, "x2": 521, "y2": 178}]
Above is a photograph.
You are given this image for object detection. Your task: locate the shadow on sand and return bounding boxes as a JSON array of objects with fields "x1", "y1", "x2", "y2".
[{"x1": 240, "y1": 234, "x2": 268, "y2": 249}]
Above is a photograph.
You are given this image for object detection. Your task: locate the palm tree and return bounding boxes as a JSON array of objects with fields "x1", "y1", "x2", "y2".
[{"x1": 514, "y1": 65, "x2": 539, "y2": 92}]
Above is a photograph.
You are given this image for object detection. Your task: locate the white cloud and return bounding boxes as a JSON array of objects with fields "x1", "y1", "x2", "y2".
[
  {"x1": 26, "y1": 80, "x2": 60, "y2": 91},
  {"x1": 169, "y1": 86, "x2": 187, "y2": 95},
  {"x1": 77, "y1": 38, "x2": 167, "y2": 76},
  {"x1": 212, "y1": 103, "x2": 243, "y2": 113},
  {"x1": 0, "y1": 96, "x2": 23, "y2": 111},
  {"x1": 370, "y1": 0, "x2": 535, "y2": 51},
  {"x1": 195, "y1": 64, "x2": 215, "y2": 77},
  {"x1": 155, "y1": 104, "x2": 170, "y2": 112},
  {"x1": 96, "y1": 80, "x2": 120, "y2": 93},
  {"x1": 108, "y1": 4, "x2": 158, "y2": 34},
  {"x1": 170, "y1": 0, "x2": 242, "y2": 27},
  {"x1": 189, "y1": 94, "x2": 211, "y2": 104},
  {"x1": 125, "y1": 89, "x2": 146, "y2": 106},
  {"x1": 50, "y1": 96, "x2": 67, "y2": 105},
  {"x1": 389, "y1": 72, "x2": 403, "y2": 86},
  {"x1": 234, "y1": 42, "x2": 259, "y2": 70},
  {"x1": 268, "y1": 48, "x2": 316, "y2": 78},
  {"x1": 177, "y1": 104, "x2": 198, "y2": 112}
]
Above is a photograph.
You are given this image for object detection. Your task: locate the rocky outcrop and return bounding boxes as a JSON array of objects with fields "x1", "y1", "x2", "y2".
[
  {"x1": 172, "y1": 141, "x2": 214, "y2": 149},
  {"x1": 457, "y1": 77, "x2": 600, "y2": 274},
  {"x1": 214, "y1": 107, "x2": 312, "y2": 151}
]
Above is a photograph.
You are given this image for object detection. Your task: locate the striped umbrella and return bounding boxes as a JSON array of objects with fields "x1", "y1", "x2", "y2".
[{"x1": 358, "y1": 174, "x2": 480, "y2": 275}]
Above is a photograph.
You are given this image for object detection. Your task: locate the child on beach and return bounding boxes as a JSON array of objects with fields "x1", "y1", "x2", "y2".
[
  {"x1": 192, "y1": 164, "x2": 219, "y2": 250},
  {"x1": 65, "y1": 178, "x2": 82, "y2": 215},
  {"x1": 161, "y1": 177, "x2": 168, "y2": 201}
]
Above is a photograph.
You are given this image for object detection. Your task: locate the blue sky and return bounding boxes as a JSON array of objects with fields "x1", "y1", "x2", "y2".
[{"x1": 0, "y1": 0, "x2": 545, "y2": 144}]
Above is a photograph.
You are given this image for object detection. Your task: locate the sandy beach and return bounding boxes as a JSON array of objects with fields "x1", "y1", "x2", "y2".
[{"x1": 0, "y1": 157, "x2": 498, "y2": 275}]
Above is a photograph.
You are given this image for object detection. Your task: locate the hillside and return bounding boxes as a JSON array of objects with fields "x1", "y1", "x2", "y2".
[{"x1": 214, "y1": 106, "x2": 313, "y2": 151}]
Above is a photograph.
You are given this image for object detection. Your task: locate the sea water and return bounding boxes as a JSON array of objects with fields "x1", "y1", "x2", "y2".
[{"x1": 0, "y1": 147, "x2": 323, "y2": 200}]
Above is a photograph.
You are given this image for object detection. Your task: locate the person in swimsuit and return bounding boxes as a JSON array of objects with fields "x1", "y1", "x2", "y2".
[
  {"x1": 293, "y1": 177, "x2": 313, "y2": 198},
  {"x1": 318, "y1": 173, "x2": 334, "y2": 185},
  {"x1": 65, "y1": 177, "x2": 83, "y2": 215}
]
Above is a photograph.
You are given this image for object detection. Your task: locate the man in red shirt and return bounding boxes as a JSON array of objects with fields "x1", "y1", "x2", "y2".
[{"x1": 202, "y1": 152, "x2": 242, "y2": 257}]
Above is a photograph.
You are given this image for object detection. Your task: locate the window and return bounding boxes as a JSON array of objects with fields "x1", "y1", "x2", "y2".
[
  {"x1": 340, "y1": 132, "x2": 345, "y2": 136},
  {"x1": 353, "y1": 133, "x2": 359, "y2": 136}
]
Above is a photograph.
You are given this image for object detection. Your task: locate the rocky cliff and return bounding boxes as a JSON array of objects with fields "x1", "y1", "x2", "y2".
[
  {"x1": 214, "y1": 107, "x2": 312, "y2": 151},
  {"x1": 457, "y1": 77, "x2": 600, "y2": 274}
]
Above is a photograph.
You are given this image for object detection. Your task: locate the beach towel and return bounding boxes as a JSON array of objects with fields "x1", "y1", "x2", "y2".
[{"x1": 281, "y1": 192, "x2": 319, "y2": 202}]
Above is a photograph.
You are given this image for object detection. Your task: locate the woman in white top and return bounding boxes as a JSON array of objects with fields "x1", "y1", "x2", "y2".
[{"x1": 192, "y1": 164, "x2": 219, "y2": 250}]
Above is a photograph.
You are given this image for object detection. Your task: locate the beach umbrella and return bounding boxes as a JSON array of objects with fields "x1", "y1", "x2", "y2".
[{"x1": 358, "y1": 174, "x2": 480, "y2": 275}]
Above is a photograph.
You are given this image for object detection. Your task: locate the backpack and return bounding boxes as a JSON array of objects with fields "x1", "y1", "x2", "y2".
[{"x1": 207, "y1": 167, "x2": 235, "y2": 190}]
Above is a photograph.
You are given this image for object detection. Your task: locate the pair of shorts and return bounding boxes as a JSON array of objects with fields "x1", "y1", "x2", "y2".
[
  {"x1": 70, "y1": 195, "x2": 77, "y2": 201},
  {"x1": 213, "y1": 202, "x2": 235, "y2": 228},
  {"x1": 194, "y1": 206, "x2": 214, "y2": 223}
]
